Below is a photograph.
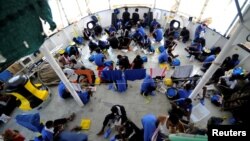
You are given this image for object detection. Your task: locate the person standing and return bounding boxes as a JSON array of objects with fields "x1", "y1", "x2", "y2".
[
  {"x1": 122, "y1": 7, "x2": 130, "y2": 26},
  {"x1": 132, "y1": 8, "x2": 140, "y2": 25}
]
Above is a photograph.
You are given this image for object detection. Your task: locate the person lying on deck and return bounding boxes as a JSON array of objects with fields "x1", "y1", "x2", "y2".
[{"x1": 41, "y1": 113, "x2": 75, "y2": 141}]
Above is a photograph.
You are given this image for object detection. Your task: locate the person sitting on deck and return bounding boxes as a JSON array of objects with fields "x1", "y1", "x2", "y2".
[
  {"x1": 176, "y1": 84, "x2": 193, "y2": 99},
  {"x1": 158, "y1": 50, "x2": 171, "y2": 64},
  {"x1": 131, "y1": 55, "x2": 144, "y2": 69},
  {"x1": 180, "y1": 27, "x2": 190, "y2": 43},
  {"x1": 140, "y1": 75, "x2": 156, "y2": 96},
  {"x1": 75, "y1": 66, "x2": 96, "y2": 86},
  {"x1": 185, "y1": 37, "x2": 206, "y2": 58},
  {"x1": 164, "y1": 36, "x2": 178, "y2": 58},
  {"x1": 169, "y1": 98, "x2": 193, "y2": 122},
  {"x1": 153, "y1": 24, "x2": 163, "y2": 42},
  {"x1": 117, "y1": 55, "x2": 130, "y2": 70},
  {"x1": 97, "y1": 105, "x2": 127, "y2": 136},
  {"x1": 141, "y1": 35, "x2": 154, "y2": 54},
  {"x1": 200, "y1": 47, "x2": 221, "y2": 72}
]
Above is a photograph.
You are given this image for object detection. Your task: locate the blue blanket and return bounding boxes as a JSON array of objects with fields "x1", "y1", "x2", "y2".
[
  {"x1": 124, "y1": 69, "x2": 146, "y2": 81},
  {"x1": 102, "y1": 70, "x2": 122, "y2": 81},
  {"x1": 16, "y1": 113, "x2": 43, "y2": 133},
  {"x1": 116, "y1": 76, "x2": 127, "y2": 92}
]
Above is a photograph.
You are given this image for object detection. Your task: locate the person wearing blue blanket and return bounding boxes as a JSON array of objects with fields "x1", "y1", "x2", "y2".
[
  {"x1": 58, "y1": 81, "x2": 71, "y2": 99},
  {"x1": 137, "y1": 24, "x2": 146, "y2": 37},
  {"x1": 94, "y1": 48, "x2": 106, "y2": 67},
  {"x1": 133, "y1": 29, "x2": 143, "y2": 45},
  {"x1": 153, "y1": 24, "x2": 163, "y2": 42},
  {"x1": 115, "y1": 76, "x2": 128, "y2": 92},
  {"x1": 194, "y1": 23, "x2": 206, "y2": 39},
  {"x1": 105, "y1": 25, "x2": 116, "y2": 36},
  {"x1": 141, "y1": 75, "x2": 156, "y2": 96},
  {"x1": 78, "y1": 90, "x2": 92, "y2": 105},
  {"x1": 177, "y1": 84, "x2": 192, "y2": 99},
  {"x1": 185, "y1": 37, "x2": 206, "y2": 58},
  {"x1": 141, "y1": 114, "x2": 157, "y2": 141},
  {"x1": 158, "y1": 50, "x2": 169, "y2": 64},
  {"x1": 150, "y1": 19, "x2": 159, "y2": 34},
  {"x1": 222, "y1": 54, "x2": 240, "y2": 71},
  {"x1": 141, "y1": 35, "x2": 154, "y2": 53},
  {"x1": 201, "y1": 48, "x2": 221, "y2": 72}
]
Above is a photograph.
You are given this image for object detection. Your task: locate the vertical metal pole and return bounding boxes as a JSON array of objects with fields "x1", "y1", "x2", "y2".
[
  {"x1": 189, "y1": 24, "x2": 243, "y2": 99},
  {"x1": 40, "y1": 44, "x2": 84, "y2": 107}
]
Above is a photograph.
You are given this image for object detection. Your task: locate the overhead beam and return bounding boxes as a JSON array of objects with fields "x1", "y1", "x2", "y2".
[{"x1": 234, "y1": 0, "x2": 244, "y2": 23}]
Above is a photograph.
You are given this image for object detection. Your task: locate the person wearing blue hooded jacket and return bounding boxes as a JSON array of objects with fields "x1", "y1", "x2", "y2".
[
  {"x1": 158, "y1": 50, "x2": 169, "y2": 64},
  {"x1": 153, "y1": 24, "x2": 163, "y2": 42},
  {"x1": 141, "y1": 114, "x2": 157, "y2": 141},
  {"x1": 94, "y1": 48, "x2": 106, "y2": 67},
  {"x1": 137, "y1": 24, "x2": 146, "y2": 37},
  {"x1": 141, "y1": 75, "x2": 156, "y2": 96},
  {"x1": 177, "y1": 84, "x2": 193, "y2": 99},
  {"x1": 150, "y1": 19, "x2": 159, "y2": 34},
  {"x1": 194, "y1": 23, "x2": 206, "y2": 40}
]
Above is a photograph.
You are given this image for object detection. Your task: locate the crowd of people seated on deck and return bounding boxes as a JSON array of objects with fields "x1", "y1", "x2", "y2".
[{"x1": 1, "y1": 6, "x2": 249, "y2": 141}]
